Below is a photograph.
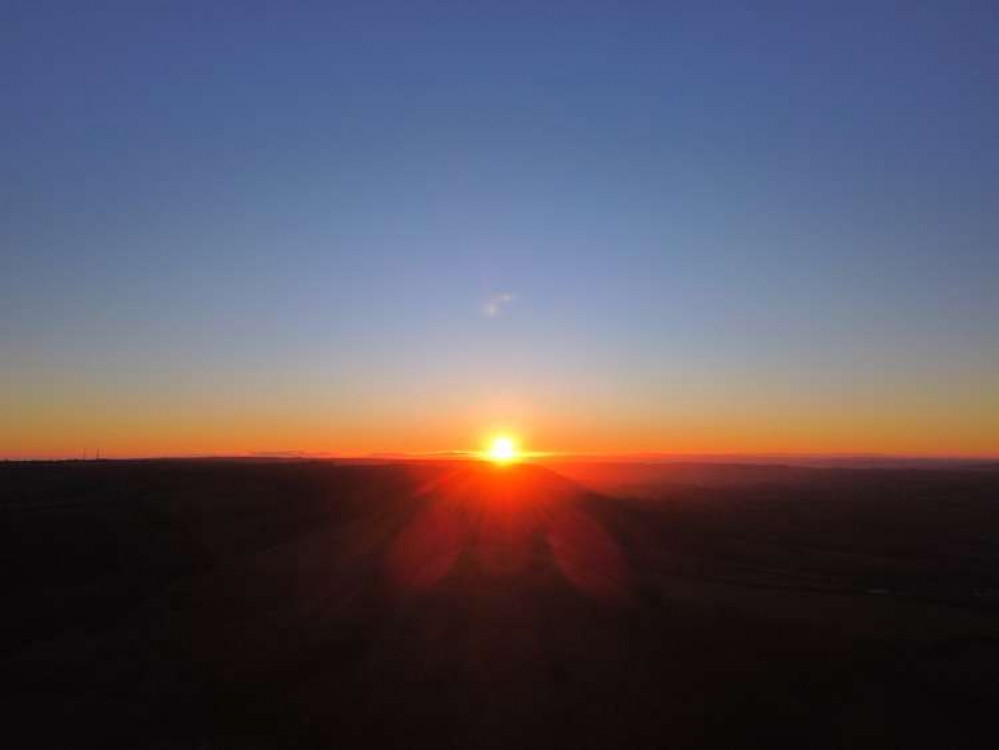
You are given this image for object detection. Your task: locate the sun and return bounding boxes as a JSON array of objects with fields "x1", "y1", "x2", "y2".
[{"x1": 485, "y1": 434, "x2": 521, "y2": 465}]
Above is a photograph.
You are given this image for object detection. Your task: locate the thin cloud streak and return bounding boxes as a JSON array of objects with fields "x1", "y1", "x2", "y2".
[{"x1": 482, "y1": 292, "x2": 516, "y2": 318}]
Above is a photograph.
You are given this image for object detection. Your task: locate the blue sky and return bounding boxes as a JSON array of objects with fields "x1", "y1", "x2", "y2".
[{"x1": 3, "y1": 1, "x2": 997, "y2": 456}]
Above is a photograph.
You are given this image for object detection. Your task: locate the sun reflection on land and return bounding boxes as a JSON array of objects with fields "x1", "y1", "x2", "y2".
[{"x1": 386, "y1": 462, "x2": 631, "y2": 604}]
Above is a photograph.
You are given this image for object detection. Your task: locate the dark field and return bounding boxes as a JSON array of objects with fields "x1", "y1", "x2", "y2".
[{"x1": 3, "y1": 459, "x2": 998, "y2": 749}]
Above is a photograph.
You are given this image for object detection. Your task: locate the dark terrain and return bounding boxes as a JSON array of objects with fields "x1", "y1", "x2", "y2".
[{"x1": 2, "y1": 459, "x2": 998, "y2": 749}]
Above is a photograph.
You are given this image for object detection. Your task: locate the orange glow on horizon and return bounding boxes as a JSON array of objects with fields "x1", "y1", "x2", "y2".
[{"x1": 3, "y1": 400, "x2": 998, "y2": 460}]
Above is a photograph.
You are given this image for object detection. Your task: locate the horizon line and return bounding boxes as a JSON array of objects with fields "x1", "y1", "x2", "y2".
[{"x1": 3, "y1": 450, "x2": 998, "y2": 464}]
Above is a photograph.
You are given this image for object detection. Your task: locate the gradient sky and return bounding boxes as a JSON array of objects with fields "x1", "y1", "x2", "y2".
[{"x1": 4, "y1": 1, "x2": 998, "y2": 458}]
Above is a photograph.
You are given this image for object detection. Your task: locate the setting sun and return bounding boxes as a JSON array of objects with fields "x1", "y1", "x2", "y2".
[{"x1": 486, "y1": 435, "x2": 520, "y2": 465}]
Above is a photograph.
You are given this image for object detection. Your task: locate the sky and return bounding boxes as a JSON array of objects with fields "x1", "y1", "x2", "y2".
[{"x1": 3, "y1": 1, "x2": 998, "y2": 458}]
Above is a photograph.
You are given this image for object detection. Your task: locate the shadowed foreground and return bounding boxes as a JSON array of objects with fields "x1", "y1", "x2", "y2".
[{"x1": 2, "y1": 460, "x2": 998, "y2": 749}]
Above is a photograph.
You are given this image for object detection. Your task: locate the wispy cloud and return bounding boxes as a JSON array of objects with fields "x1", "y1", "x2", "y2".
[{"x1": 482, "y1": 292, "x2": 516, "y2": 318}]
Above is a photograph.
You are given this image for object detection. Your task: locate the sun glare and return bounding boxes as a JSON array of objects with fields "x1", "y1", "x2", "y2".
[{"x1": 486, "y1": 435, "x2": 520, "y2": 465}]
